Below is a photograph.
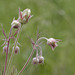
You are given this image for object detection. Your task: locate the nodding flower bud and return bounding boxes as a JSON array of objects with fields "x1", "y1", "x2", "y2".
[
  {"x1": 18, "y1": 8, "x2": 32, "y2": 24},
  {"x1": 32, "y1": 57, "x2": 39, "y2": 64},
  {"x1": 3, "y1": 45, "x2": 7, "y2": 53},
  {"x1": 22, "y1": 8, "x2": 31, "y2": 17},
  {"x1": 11, "y1": 20, "x2": 21, "y2": 29},
  {"x1": 13, "y1": 46, "x2": 20, "y2": 54},
  {"x1": 38, "y1": 56, "x2": 44, "y2": 64},
  {"x1": 47, "y1": 38, "x2": 61, "y2": 51}
]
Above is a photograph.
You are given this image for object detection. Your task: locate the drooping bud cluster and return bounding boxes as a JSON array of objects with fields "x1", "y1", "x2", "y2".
[
  {"x1": 31, "y1": 37, "x2": 61, "y2": 65},
  {"x1": 32, "y1": 47, "x2": 44, "y2": 64},
  {"x1": 13, "y1": 46, "x2": 20, "y2": 54},
  {"x1": 32, "y1": 56, "x2": 44, "y2": 64}
]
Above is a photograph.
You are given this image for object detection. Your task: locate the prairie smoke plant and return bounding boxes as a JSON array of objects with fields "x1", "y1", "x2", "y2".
[{"x1": 1, "y1": 8, "x2": 61, "y2": 75}]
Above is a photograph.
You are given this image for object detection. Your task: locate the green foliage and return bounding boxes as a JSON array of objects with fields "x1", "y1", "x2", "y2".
[{"x1": 0, "y1": 0, "x2": 75, "y2": 75}]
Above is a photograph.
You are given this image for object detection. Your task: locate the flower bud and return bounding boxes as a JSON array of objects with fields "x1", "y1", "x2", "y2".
[
  {"x1": 11, "y1": 20, "x2": 21, "y2": 29},
  {"x1": 22, "y1": 8, "x2": 31, "y2": 17},
  {"x1": 18, "y1": 8, "x2": 32, "y2": 24},
  {"x1": 3, "y1": 45, "x2": 7, "y2": 53},
  {"x1": 32, "y1": 57, "x2": 39, "y2": 64},
  {"x1": 38, "y1": 56, "x2": 44, "y2": 64},
  {"x1": 13, "y1": 46, "x2": 20, "y2": 54},
  {"x1": 47, "y1": 38, "x2": 61, "y2": 51}
]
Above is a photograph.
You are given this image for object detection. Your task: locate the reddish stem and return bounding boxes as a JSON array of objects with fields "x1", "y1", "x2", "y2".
[
  {"x1": 19, "y1": 8, "x2": 23, "y2": 20},
  {"x1": 18, "y1": 48, "x2": 35, "y2": 75},
  {"x1": 14, "y1": 29, "x2": 19, "y2": 36},
  {"x1": 4, "y1": 27, "x2": 13, "y2": 75},
  {"x1": 1, "y1": 24, "x2": 7, "y2": 40},
  {"x1": 4, "y1": 40, "x2": 10, "y2": 75}
]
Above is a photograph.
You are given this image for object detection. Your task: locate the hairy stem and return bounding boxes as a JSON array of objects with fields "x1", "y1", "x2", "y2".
[
  {"x1": 4, "y1": 27, "x2": 13, "y2": 75},
  {"x1": 14, "y1": 29, "x2": 19, "y2": 36},
  {"x1": 4, "y1": 40, "x2": 10, "y2": 75},
  {"x1": 6, "y1": 25, "x2": 21, "y2": 75},
  {"x1": 17, "y1": 37, "x2": 48, "y2": 75},
  {"x1": 18, "y1": 48, "x2": 35, "y2": 75},
  {"x1": 35, "y1": 37, "x2": 48, "y2": 45},
  {"x1": 1, "y1": 24, "x2": 7, "y2": 40},
  {"x1": 36, "y1": 45, "x2": 42, "y2": 56}
]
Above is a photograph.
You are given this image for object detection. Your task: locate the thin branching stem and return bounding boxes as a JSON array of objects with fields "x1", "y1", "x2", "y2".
[
  {"x1": 36, "y1": 45, "x2": 42, "y2": 56},
  {"x1": 35, "y1": 37, "x2": 48, "y2": 45},
  {"x1": 17, "y1": 37, "x2": 48, "y2": 75},
  {"x1": 14, "y1": 29, "x2": 19, "y2": 36},
  {"x1": 6, "y1": 25, "x2": 21, "y2": 75},
  {"x1": 1, "y1": 24, "x2": 7, "y2": 40},
  {"x1": 4, "y1": 27, "x2": 13, "y2": 75},
  {"x1": 17, "y1": 47, "x2": 35, "y2": 75}
]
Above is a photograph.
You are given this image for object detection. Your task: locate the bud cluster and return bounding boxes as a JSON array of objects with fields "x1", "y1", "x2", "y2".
[
  {"x1": 18, "y1": 8, "x2": 32, "y2": 24},
  {"x1": 31, "y1": 43, "x2": 44, "y2": 64},
  {"x1": 2, "y1": 8, "x2": 32, "y2": 54},
  {"x1": 31, "y1": 37, "x2": 61, "y2": 65},
  {"x1": 2, "y1": 8, "x2": 32, "y2": 55},
  {"x1": 11, "y1": 8, "x2": 32, "y2": 29},
  {"x1": 32, "y1": 56, "x2": 44, "y2": 64}
]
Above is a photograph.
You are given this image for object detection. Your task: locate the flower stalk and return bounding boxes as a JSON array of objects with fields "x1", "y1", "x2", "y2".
[
  {"x1": 35, "y1": 37, "x2": 48, "y2": 45},
  {"x1": 18, "y1": 48, "x2": 35, "y2": 75},
  {"x1": 6, "y1": 25, "x2": 21, "y2": 75},
  {"x1": 17, "y1": 37, "x2": 48, "y2": 75},
  {"x1": 4, "y1": 27, "x2": 13, "y2": 75}
]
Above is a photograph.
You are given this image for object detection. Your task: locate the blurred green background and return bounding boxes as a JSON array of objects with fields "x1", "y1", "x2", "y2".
[{"x1": 0, "y1": 0, "x2": 75, "y2": 75}]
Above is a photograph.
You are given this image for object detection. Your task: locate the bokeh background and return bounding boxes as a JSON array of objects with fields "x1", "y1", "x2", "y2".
[{"x1": 0, "y1": 0, "x2": 75, "y2": 75}]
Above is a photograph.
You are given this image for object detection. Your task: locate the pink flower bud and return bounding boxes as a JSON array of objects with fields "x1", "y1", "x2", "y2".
[
  {"x1": 11, "y1": 20, "x2": 21, "y2": 29},
  {"x1": 13, "y1": 46, "x2": 20, "y2": 54},
  {"x1": 38, "y1": 56, "x2": 44, "y2": 64},
  {"x1": 47, "y1": 38, "x2": 61, "y2": 51},
  {"x1": 32, "y1": 57, "x2": 39, "y2": 64},
  {"x1": 3, "y1": 45, "x2": 7, "y2": 53},
  {"x1": 18, "y1": 8, "x2": 32, "y2": 24}
]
